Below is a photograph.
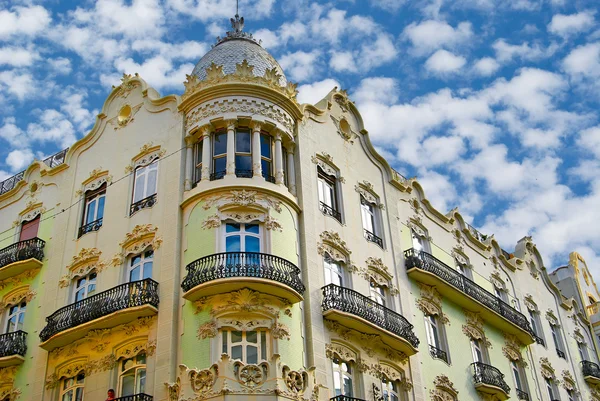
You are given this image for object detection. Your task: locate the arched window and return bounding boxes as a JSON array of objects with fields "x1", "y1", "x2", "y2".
[
  {"x1": 132, "y1": 160, "x2": 158, "y2": 205},
  {"x1": 6, "y1": 301, "x2": 26, "y2": 333},
  {"x1": 60, "y1": 373, "x2": 84, "y2": 401},
  {"x1": 128, "y1": 250, "x2": 153, "y2": 282},
  {"x1": 381, "y1": 374, "x2": 400, "y2": 401},
  {"x1": 332, "y1": 356, "x2": 354, "y2": 397},
  {"x1": 73, "y1": 271, "x2": 97, "y2": 302},
  {"x1": 222, "y1": 329, "x2": 268, "y2": 364},
  {"x1": 119, "y1": 353, "x2": 147, "y2": 397},
  {"x1": 324, "y1": 254, "x2": 343, "y2": 287}
]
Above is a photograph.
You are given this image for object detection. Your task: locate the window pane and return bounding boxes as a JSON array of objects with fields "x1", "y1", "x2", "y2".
[
  {"x1": 143, "y1": 261, "x2": 153, "y2": 279},
  {"x1": 214, "y1": 132, "x2": 227, "y2": 155},
  {"x1": 226, "y1": 223, "x2": 240, "y2": 232},
  {"x1": 246, "y1": 237, "x2": 260, "y2": 253},
  {"x1": 260, "y1": 134, "x2": 271, "y2": 158},
  {"x1": 226, "y1": 236, "x2": 241, "y2": 252},
  {"x1": 129, "y1": 266, "x2": 140, "y2": 282},
  {"x1": 261, "y1": 332, "x2": 267, "y2": 360},
  {"x1": 333, "y1": 371, "x2": 342, "y2": 395},
  {"x1": 232, "y1": 331, "x2": 242, "y2": 343},
  {"x1": 122, "y1": 372, "x2": 135, "y2": 396},
  {"x1": 236, "y1": 130, "x2": 251, "y2": 153},
  {"x1": 232, "y1": 345, "x2": 242, "y2": 360},
  {"x1": 147, "y1": 168, "x2": 157, "y2": 195},
  {"x1": 235, "y1": 155, "x2": 252, "y2": 171},
  {"x1": 247, "y1": 331, "x2": 257, "y2": 343},
  {"x1": 343, "y1": 375, "x2": 353, "y2": 396},
  {"x1": 136, "y1": 368, "x2": 146, "y2": 393},
  {"x1": 214, "y1": 157, "x2": 226, "y2": 173},
  {"x1": 261, "y1": 160, "x2": 271, "y2": 176},
  {"x1": 97, "y1": 196, "x2": 105, "y2": 219},
  {"x1": 134, "y1": 171, "x2": 145, "y2": 203},
  {"x1": 246, "y1": 224, "x2": 259, "y2": 234},
  {"x1": 247, "y1": 345, "x2": 258, "y2": 364},
  {"x1": 86, "y1": 199, "x2": 96, "y2": 224}
]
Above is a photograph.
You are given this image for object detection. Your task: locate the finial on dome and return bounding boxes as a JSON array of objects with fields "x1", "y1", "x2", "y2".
[{"x1": 230, "y1": 14, "x2": 244, "y2": 32}]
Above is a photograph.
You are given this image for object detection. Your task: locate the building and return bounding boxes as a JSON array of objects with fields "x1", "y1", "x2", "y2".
[{"x1": 0, "y1": 14, "x2": 599, "y2": 401}]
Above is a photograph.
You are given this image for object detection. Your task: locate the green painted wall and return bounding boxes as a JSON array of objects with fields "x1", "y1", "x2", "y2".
[
  {"x1": 180, "y1": 303, "x2": 212, "y2": 368},
  {"x1": 184, "y1": 204, "x2": 216, "y2": 264}
]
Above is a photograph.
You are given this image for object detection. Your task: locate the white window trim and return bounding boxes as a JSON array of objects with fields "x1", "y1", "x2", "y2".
[
  {"x1": 73, "y1": 271, "x2": 97, "y2": 302},
  {"x1": 118, "y1": 353, "x2": 147, "y2": 397},
  {"x1": 324, "y1": 254, "x2": 344, "y2": 287},
  {"x1": 127, "y1": 250, "x2": 154, "y2": 282},
  {"x1": 222, "y1": 222, "x2": 263, "y2": 253},
  {"x1": 411, "y1": 229, "x2": 429, "y2": 253},
  {"x1": 83, "y1": 191, "x2": 105, "y2": 224},
  {"x1": 332, "y1": 357, "x2": 354, "y2": 397},
  {"x1": 5, "y1": 302, "x2": 26, "y2": 333},
  {"x1": 60, "y1": 373, "x2": 85, "y2": 401},
  {"x1": 221, "y1": 329, "x2": 268, "y2": 364},
  {"x1": 132, "y1": 159, "x2": 158, "y2": 203}
]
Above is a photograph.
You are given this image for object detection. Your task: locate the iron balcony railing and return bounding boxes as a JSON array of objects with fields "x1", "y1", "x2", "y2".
[
  {"x1": 235, "y1": 169, "x2": 253, "y2": 178},
  {"x1": 516, "y1": 388, "x2": 530, "y2": 401},
  {"x1": 182, "y1": 252, "x2": 305, "y2": 295},
  {"x1": 582, "y1": 360, "x2": 600, "y2": 379},
  {"x1": 329, "y1": 396, "x2": 366, "y2": 401},
  {"x1": 114, "y1": 394, "x2": 153, "y2": 401},
  {"x1": 0, "y1": 330, "x2": 27, "y2": 358},
  {"x1": 364, "y1": 230, "x2": 383, "y2": 248},
  {"x1": 534, "y1": 335, "x2": 545, "y2": 346},
  {"x1": 40, "y1": 279, "x2": 159, "y2": 342},
  {"x1": 556, "y1": 349, "x2": 566, "y2": 359},
  {"x1": 130, "y1": 194, "x2": 157, "y2": 216},
  {"x1": 0, "y1": 237, "x2": 45, "y2": 270},
  {"x1": 404, "y1": 249, "x2": 533, "y2": 335},
  {"x1": 210, "y1": 170, "x2": 226, "y2": 181},
  {"x1": 471, "y1": 362, "x2": 510, "y2": 395},
  {"x1": 321, "y1": 284, "x2": 420, "y2": 349},
  {"x1": 0, "y1": 148, "x2": 68, "y2": 195},
  {"x1": 43, "y1": 147, "x2": 69, "y2": 168},
  {"x1": 319, "y1": 201, "x2": 342, "y2": 223},
  {"x1": 78, "y1": 218, "x2": 103, "y2": 238},
  {"x1": 429, "y1": 345, "x2": 448, "y2": 363}
]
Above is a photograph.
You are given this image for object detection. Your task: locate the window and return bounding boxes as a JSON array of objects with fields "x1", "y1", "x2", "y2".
[
  {"x1": 61, "y1": 373, "x2": 84, "y2": 401},
  {"x1": 551, "y1": 324, "x2": 566, "y2": 359},
  {"x1": 529, "y1": 310, "x2": 544, "y2": 345},
  {"x1": 317, "y1": 168, "x2": 340, "y2": 222},
  {"x1": 471, "y1": 339, "x2": 486, "y2": 363},
  {"x1": 6, "y1": 301, "x2": 26, "y2": 333},
  {"x1": 382, "y1": 375, "x2": 399, "y2": 401},
  {"x1": 511, "y1": 361, "x2": 528, "y2": 395},
  {"x1": 369, "y1": 281, "x2": 386, "y2": 306},
  {"x1": 132, "y1": 160, "x2": 158, "y2": 204},
  {"x1": 332, "y1": 357, "x2": 353, "y2": 397},
  {"x1": 494, "y1": 286, "x2": 509, "y2": 303},
  {"x1": 545, "y1": 378, "x2": 559, "y2": 401},
  {"x1": 222, "y1": 330, "x2": 268, "y2": 364},
  {"x1": 361, "y1": 197, "x2": 382, "y2": 247},
  {"x1": 193, "y1": 139, "x2": 203, "y2": 184},
  {"x1": 224, "y1": 223, "x2": 261, "y2": 253},
  {"x1": 212, "y1": 131, "x2": 227, "y2": 180},
  {"x1": 324, "y1": 254, "x2": 343, "y2": 286},
  {"x1": 282, "y1": 147, "x2": 288, "y2": 186},
  {"x1": 79, "y1": 186, "x2": 105, "y2": 236},
  {"x1": 567, "y1": 389, "x2": 577, "y2": 401},
  {"x1": 260, "y1": 133, "x2": 273, "y2": 182},
  {"x1": 74, "y1": 272, "x2": 97, "y2": 302},
  {"x1": 119, "y1": 353, "x2": 146, "y2": 397},
  {"x1": 128, "y1": 250, "x2": 153, "y2": 282},
  {"x1": 235, "y1": 128, "x2": 252, "y2": 177},
  {"x1": 411, "y1": 230, "x2": 427, "y2": 253},
  {"x1": 425, "y1": 315, "x2": 448, "y2": 362},
  {"x1": 19, "y1": 215, "x2": 40, "y2": 241},
  {"x1": 578, "y1": 341, "x2": 589, "y2": 361},
  {"x1": 457, "y1": 262, "x2": 473, "y2": 280}
]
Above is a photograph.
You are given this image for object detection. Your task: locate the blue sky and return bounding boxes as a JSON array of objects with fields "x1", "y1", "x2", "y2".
[{"x1": 1, "y1": 0, "x2": 600, "y2": 276}]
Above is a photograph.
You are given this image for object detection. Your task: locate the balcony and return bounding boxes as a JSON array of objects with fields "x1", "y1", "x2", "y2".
[
  {"x1": 130, "y1": 194, "x2": 157, "y2": 216},
  {"x1": 78, "y1": 218, "x2": 103, "y2": 238},
  {"x1": 321, "y1": 284, "x2": 419, "y2": 356},
  {"x1": 516, "y1": 388, "x2": 530, "y2": 401},
  {"x1": 364, "y1": 230, "x2": 383, "y2": 248},
  {"x1": 182, "y1": 252, "x2": 305, "y2": 303},
  {"x1": 556, "y1": 348, "x2": 566, "y2": 359},
  {"x1": 404, "y1": 249, "x2": 534, "y2": 345},
  {"x1": 115, "y1": 394, "x2": 153, "y2": 401},
  {"x1": 471, "y1": 362, "x2": 510, "y2": 400},
  {"x1": 330, "y1": 396, "x2": 366, "y2": 401},
  {"x1": 0, "y1": 331, "x2": 27, "y2": 367},
  {"x1": 319, "y1": 201, "x2": 342, "y2": 223},
  {"x1": 582, "y1": 360, "x2": 600, "y2": 385},
  {"x1": 534, "y1": 335, "x2": 545, "y2": 346},
  {"x1": 0, "y1": 237, "x2": 45, "y2": 280},
  {"x1": 429, "y1": 345, "x2": 448, "y2": 363},
  {"x1": 40, "y1": 279, "x2": 159, "y2": 351}
]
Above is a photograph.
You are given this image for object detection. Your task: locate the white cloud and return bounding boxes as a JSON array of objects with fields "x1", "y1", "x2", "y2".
[
  {"x1": 27, "y1": 109, "x2": 77, "y2": 148},
  {"x1": 309, "y1": 8, "x2": 347, "y2": 44},
  {"x1": 329, "y1": 51, "x2": 357, "y2": 73},
  {"x1": 370, "y1": 0, "x2": 406, "y2": 11},
  {"x1": 548, "y1": 11, "x2": 595, "y2": 37},
  {"x1": 0, "y1": 47, "x2": 38, "y2": 67},
  {"x1": 352, "y1": 77, "x2": 399, "y2": 105},
  {"x1": 0, "y1": 117, "x2": 25, "y2": 148},
  {"x1": 48, "y1": 58, "x2": 72, "y2": 75},
  {"x1": 577, "y1": 126, "x2": 600, "y2": 158},
  {"x1": 425, "y1": 50, "x2": 466, "y2": 74},
  {"x1": 402, "y1": 20, "x2": 473, "y2": 56},
  {"x1": 297, "y1": 79, "x2": 340, "y2": 105},
  {"x1": 473, "y1": 57, "x2": 500, "y2": 76},
  {"x1": 60, "y1": 91, "x2": 97, "y2": 132},
  {"x1": 279, "y1": 50, "x2": 320, "y2": 82},
  {"x1": 105, "y1": 56, "x2": 194, "y2": 90},
  {"x1": 0, "y1": 70, "x2": 36, "y2": 100},
  {"x1": 5, "y1": 149, "x2": 34, "y2": 172},
  {"x1": 359, "y1": 34, "x2": 398, "y2": 70},
  {"x1": 562, "y1": 42, "x2": 600, "y2": 82},
  {"x1": 493, "y1": 39, "x2": 556, "y2": 62},
  {"x1": 254, "y1": 28, "x2": 280, "y2": 49},
  {"x1": 168, "y1": 0, "x2": 275, "y2": 22},
  {"x1": 0, "y1": 5, "x2": 51, "y2": 40}
]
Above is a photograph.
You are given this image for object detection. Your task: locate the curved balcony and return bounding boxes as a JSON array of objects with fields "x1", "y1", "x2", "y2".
[
  {"x1": 404, "y1": 248, "x2": 534, "y2": 345},
  {"x1": 582, "y1": 360, "x2": 600, "y2": 385},
  {"x1": 321, "y1": 284, "x2": 419, "y2": 356},
  {"x1": 330, "y1": 397, "x2": 366, "y2": 401},
  {"x1": 0, "y1": 237, "x2": 45, "y2": 281},
  {"x1": 471, "y1": 362, "x2": 510, "y2": 400},
  {"x1": 0, "y1": 331, "x2": 27, "y2": 367},
  {"x1": 115, "y1": 394, "x2": 153, "y2": 401},
  {"x1": 40, "y1": 279, "x2": 159, "y2": 351},
  {"x1": 182, "y1": 252, "x2": 304, "y2": 303}
]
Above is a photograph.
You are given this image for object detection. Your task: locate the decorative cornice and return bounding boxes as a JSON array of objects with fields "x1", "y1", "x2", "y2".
[
  {"x1": 430, "y1": 375, "x2": 458, "y2": 401},
  {"x1": 0, "y1": 286, "x2": 36, "y2": 309},
  {"x1": 524, "y1": 295, "x2": 538, "y2": 312},
  {"x1": 415, "y1": 283, "x2": 449, "y2": 324},
  {"x1": 311, "y1": 152, "x2": 345, "y2": 182},
  {"x1": 76, "y1": 168, "x2": 111, "y2": 196},
  {"x1": 201, "y1": 190, "x2": 282, "y2": 214},
  {"x1": 546, "y1": 309, "x2": 559, "y2": 326},
  {"x1": 13, "y1": 201, "x2": 45, "y2": 227},
  {"x1": 539, "y1": 357, "x2": 555, "y2": 379},
  {"x1": 124, "y1": 143, "x2": 165, "y2": 173},
  {"x1": 561, "y1": 370, "x2": 576, "y2": 392},
  {"x1": 317, "y1": 231, "x2": 351, "y2": 264}
]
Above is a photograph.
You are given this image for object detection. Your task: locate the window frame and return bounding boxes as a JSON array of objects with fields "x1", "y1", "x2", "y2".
[
  {"x1": 132, "y1": 159, "x2": 158, "y2": 204},
  {"x1": 212, "y1": 130, "x2": 227, "y2": 179},
  {"x1": 317, "y1": 168, "x2": 338, "y2": 211},
  {"x1": 470, "y1": 338, "x2": 488, "y2": 364},
  {"x1": 457, "y1": 261, "x2": 473, "y2": 280},
  {"x1": 73, "y1": 271, "x2": 97, "y2": 303},
  {"x1": 222, "y1": 222, "x2": 262, "y2": 253},
  {"x1": 118, "y1": 353, "x2": 147, "y2": 397},
  {"x1": 323, "y1": 253, "x2": 344, "y2": 287},
  {"x1": 60, "y1": 373, "x2": 85, "y2": 401},
  {"x1": 127, "y1": 250, "x2": 154, "y2": 282},
  {"x1": 411, "y1": 229, "x2": 429, "y2": 253},
  {"x1": 193, "y1": 138, "x2": 203, "y2": 185},
  {"x1": 550, "y1": 323, "x2": 566, "y2": 358},
  {"x1": 221, "y1": 329, "x2": 268, "y2": 364},
  {"x1": 5, "y1": 301, "x2": 26, "y2": 333},
  {"x1": 381, "y1": 374, "x2": 400, "y2": 401},
  {"x1": 369, "y1": 280, "x2": 386, "y2": 307},
  {"x1": 234, "y1": 127, "x2": 253, "y2": 177},
  {"x1": 332, "y1": 356, "x2": 354, "y2": 397},
  {"x1": 260, "y1": 132, "x2": 273, "y2": 181}
]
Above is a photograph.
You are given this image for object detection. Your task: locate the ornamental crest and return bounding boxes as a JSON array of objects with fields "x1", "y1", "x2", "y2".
[
  {"x1": 76, "y1": 169, "x2": 112, "y2": 196},
  {"x1": 355, "y1": 181, "x2": 383, "y2": 208},
  {"x1": 561, "y1": 370, "x2": 576, "y2": 391},
  {"x1": 502, "y1": 334, "x2": 525, "y2": 366},
  {"x1": 490, "y1": 271, "x2": 506, "y2": 291},
  {"x1": 416, "y1": 284, "x2": 449, "y2": 324},
  {"x1": 66, "y1": 248, "x2": 102, "y2": 272},
  {"x1": 572, "y1": 328, "x2": 585, "y2": 344},
  {"x1": 125, "y1": 143, "x2": 165, "y2": 173},
  {"x1": 13, "y1": 201, "x2": 45, "y2": 227},
  {"x1": 524, "y1": 295, "x2": 538, "y2": 312},
  {"x1": 311, "y1": 152, "x2": 344, "y2": 182},
  {"x1": 407, "y1": 219, "x2": 431, "y2": 241},
  {"x1": 0, "y1": 286, "x2": 36, "y2": 309},
  {"x1": 539, "y1": 357, "x2": 555, "y2": 379},
  {"x1": 546, "y1": 310, "x2": 559, "y2": 326},
  {"x1": 118, "y1": 224, "x2": 162, "y2": 258},
  {"x1": 325, "y1": 342, "x2": 358, "y2": 362},
  {"x1": 112, "y1": 73, "x2": 139, "y2": 98},
  {"x1": 330, "y1": 115, "x2": 358, "y2": 144},
  {"x1": 462, "y1": 310, "x2": 490, "y2": 347},
  {"x1": 318, "y1": 231, "x2": 351, "y2": 263},
  {"x1": 430, "y1": 375, "x2": 458, "y2": 401},
  {"x1": 451, "y1": 245, "x2": 469, "y2": 266},
  {"x1": 201, "y1": 189, "x2": 282, "y2": 213},
  {"x1": 190, "y1": 364, "x2": 218, "y2": 393}
]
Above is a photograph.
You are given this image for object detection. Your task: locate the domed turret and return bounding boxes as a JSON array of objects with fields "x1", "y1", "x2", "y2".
[{"x1": 191, "y1": 15, "x2": 287, "y2": 87}]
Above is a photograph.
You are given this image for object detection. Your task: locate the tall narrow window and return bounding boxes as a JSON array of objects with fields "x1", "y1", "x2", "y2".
[
  {"x1": 128, "y1": 250, "x2": 153, "y2": 282},
  {"x1": 369, "y1": 281, "x2": 386, "y2": 306},
  {"x1": 494, "y1": 286, "x2": 509, "y2": 303},
  {"x1": 212, "y1": 131, "x2": 227, "y2": 180},
  {"x1": 260, "y1": 133, "x2": 274, "y2": 182},
  {"x1": 222, "y1": 330, "x2": 268, "y2": 364},
  {"x1": 471, "y1": 339, "x2": 485, "y2": 363},
  {"x1": 193, "y1": 139, "x2": 203, "y2": 185},
  {"x1": 79, "y1": 186, "x2": 105, "y2": 237},
  {"x1": 529, "y1": 310, "x2": 545, "y2": 345},
  {"x1": 567, "y1": 389, "x2": 577, "y2": 401},
  {"x1": 425, "y1": 315, "x2": 448, "y2": 363},
  {"x1": 411, "y1": 230, "x2": 427, "y2": 253},
  {"x1": 6, "y1": 301, "x2": 26, "y2": 333},
  {"x1": 235, "y1": 128, "x2": 252, "y2": 178},
  {"x1": 332, "y1": 357, "x2": 353, "y2": 397},
  {"x1": 131, "y1": 160, "x2": 158, "y2": 215},
  {"x1": 511, "y1": 360, "x2": 529, "y2": 397},
  {"x1": 317, "y1": 167, "x2": 341, "y2": 222},
  {"x1": 282, "y1": 148, "x2": 288, "y2": 186},
  {"x1": 324, "y1": 254, "x2": 343, "y2": 286},
  {"x1": 73, "y1": 271, "x2": 97, "y2": 302},
  {"x1": 551, "y1": 324, "x2": 566, "y2": 359},
  {"x1": 19, "y1": 215, "x2": 40, "y2": 241},
  {"x1": 361, "y1": 197, "x2": 383, "y2": 247},
  {"x1": 119, "y1": 353, "x2": 146, "y2": 397},
  {"x1": 578, "y1": 341, "x2": 589, "y2": 361},
  {"x1": 545, "y1": 378, "x2": 558, "y2": 400},
  {"x1": 457, "y1": 262, "x2": 473, "y2": 280},
  {"x1": 381, "y1": 375, "x2": 399, "y2": 401},
  {"x1": 61, "y1": 373, "x2": 84, "y2": 401}
]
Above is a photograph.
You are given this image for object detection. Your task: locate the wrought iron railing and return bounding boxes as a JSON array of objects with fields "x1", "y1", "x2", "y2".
[
  {"x1": 0, "y1": 237, "x2": 45, "y2": 270},
  {"x1": 556, "y1": 349, "x2": 566, "y2": 359},
  {"x1": 182, "y1": 252, "x2": 305, "y2": 294},
  {"x1": 364, "y1": 230, "x2": 383, "y2": 247},
  {"x1": 534, "y1": 335, "x2": 545, "y2": 346},
  {"x1": 78, "y1": 218, "x2": 103, "y2": 238},
  {"x1": 429, "y1": 345, "x2": 448, "y2": 362},
  {"x1": 471, "y1": 362, "x2": 510, "y2": 394},
  {"x1": 404, "y1": 249, "x2": 533, "y2": 335},
  {"x1": 502, "y1": 249, "x2": 512, "y2": 260},
  {"x1": 0, "y1": 148, "x2": 68, "y2": 195},
  {"x1": 322, "y1": 284, "x2": 419, "y2": 349},
  {"x1": 582, "y1": 360, "x2": 600, "y2": 379},
  {"x1": 40, "y1": 279, "x2": 159, "y2": 342},
  {"x1": 390, "y1": 168, "x2": 408, "y2": 184},
  {"x1": 319, "y1": 201, "x2": 342, "y2": 222},
  {"x1": 210, "y1": 171, "x2": 226, "y2": 181},
  {"x1": 114, "y1": 394, "x2": 153, "y2": 401},
  {"x1": 130, "y1": 194, "x2": 157, "y2": 215},
  {"x1": 0, "y1": 331, "x2": 27, "y2": 357},
  {"x1": 466, "y1": 223, "x2": 487, "y2": 242},
  {"x1": 43, "y1": 147, "x2": 69, "y2": 168},
  {"x1": 516, "y1": 388, "x2": 529, "y2": 401},
  {"x1": 235, "y1": 169, "x2": 253, "y2": 178},
  {"x1": 329, "y1": 396, "x2": 366, "y2": 401}
]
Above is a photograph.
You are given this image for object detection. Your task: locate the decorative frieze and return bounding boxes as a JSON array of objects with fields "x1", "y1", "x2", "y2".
[
  {"x1": 430, "y1": 375, "x2": 458, "y2": 401},
  {"x1": 110, "y1": 225, "x2": 162, "y2": 267},
  {"x1": 317, "y1": 231, "x2": 351, "y2": 264},
  {"x1": 0, "y1": 268, "x2": 40, "y2": 291},
  {"x1": 201, "y1": 189, "x2": 283, "y2": 213},
  {"x1": 0, "y1": 286, "x2": 36, "y2": 309},
  {"x1": 76, "y1": 168, "x2": 112, "y2": 196},
  {"x1": 539, "y1": 357, "x2": 555, "y2": 379}
]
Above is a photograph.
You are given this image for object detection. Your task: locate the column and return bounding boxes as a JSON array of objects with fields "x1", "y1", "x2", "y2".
[
  {"x1": 200, "y1": 126, "x2": 211, "y2": 181},
  {"x1": 225, "y1": 119, "x2": 236, "y2": 176},
  {"x1": 287, "y1": 143, "x2": 296, "y2": 195},
  {"x1": 274, "y1": 131, "x2": 284, "y2": 185},
  {"x1": 184, "y1": 136, "x2": 193, "y2": 190},
  {"x1": 251, "y1": 122, "x2": 262, "y2": 178}
]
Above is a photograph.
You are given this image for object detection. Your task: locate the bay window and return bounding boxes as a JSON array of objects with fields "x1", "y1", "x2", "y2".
[
  {"x1": 222, "y1": 329, "x2": 268, "y2": 364},
  {"x1": 212, "y1": 131, "x2": 227, "y2": 180},
  {"x1": 235, "y1": 128, "x2": 252, "y2": 178}
]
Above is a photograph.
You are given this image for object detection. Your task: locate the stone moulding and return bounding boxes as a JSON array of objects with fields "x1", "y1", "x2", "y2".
[
  {"x1": 311, "y1": 152, "x2": 345, "y2": 182},
  {"x1": 539, "y1": 357, "x2": 555, "y2": 379},
  {"x1": 317, "y1": 230, "x2": 351, "y2": 264},
  {"x1": 124, "y1": 143, "x2": 165, "y2": 173},
  {"x1": 201, "y1": 189, "x2": 283, "y2": 213},
  {"x1": 430, "y1": 375, "x2": 458, "y2": 401},
  {"x1": 111, "y1": 224, "x2": 162, "y2": 267},
  {"x1": 75, "y1": 168, "x2": 112, "y2": 196},
  {"x1": 462, "y1": 310, "x2": 491, "y2": 348},
  {"x1": 355, "y1": 181, "x2": 383, "y2": 209},
  {"x1": 502, "y1": 333, "x2": 526, "y2": 366},
  {"x1": 0, "y1": 285, "x2": 36, "y2": 309},
  {"x1": 13, "y1": 200, "x2": 45, "y2": 227},
  {"x1": 0, "y1": 268, "x2": 40, "y2": 291},
  {"x1": 415, "y1": 283, "x2": 450, "y2": 325}
]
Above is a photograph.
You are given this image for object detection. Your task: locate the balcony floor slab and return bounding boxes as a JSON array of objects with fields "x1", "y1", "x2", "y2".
[
  {"x1": 0, "y1": 355, "x2": 24, "y2": 368},
  {"x1": 183, "y1": 278, "x2": 303, "y2": 304}
]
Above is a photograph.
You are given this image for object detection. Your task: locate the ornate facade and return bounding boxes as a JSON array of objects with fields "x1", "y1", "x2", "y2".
[{"x1": 0, "y1": 14, "x2": 598, "y2": 401}]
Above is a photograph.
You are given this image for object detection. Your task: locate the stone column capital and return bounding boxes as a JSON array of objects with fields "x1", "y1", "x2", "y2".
[{"x1": 224, "y1": 119, "x2": 237, "y2": 131}]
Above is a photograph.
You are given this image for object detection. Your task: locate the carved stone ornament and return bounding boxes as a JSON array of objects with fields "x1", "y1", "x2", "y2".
[
  {"x1": 462, "y1": 310, "x2": 491, "y2": 347},
  {"x1": 330, "y1": 115, "x2": 358, "y2": 144},
  {"x1": 311, "y1": 152, "x2": 342, "y2": 180},
  {"x1": 546, "y1": 310, "x2": 559, "y2": 326},
  {"x1": 165, "y1": 377, "x2": 181, "y2": 401},
  {"x1": 201, "y1": 189, "x2": 283, "y2": 213},
  {"x1": 451, "y1": 246, "x2": 469, "y2": 266},
  {"x1": 523, "y1": 295, "x2": 538, "y2": 312},
  {"x1": 561, "y1": 370, "x2": 576, "y2": 391},
  {"x1": 0, "y1": 286, "x2": 36, "y2": 309},
  {"x1": 407, "y1": 220, "x2": 431, "y2": 241},
  {"x1": 317, "y1": 231, "x2": 351, "y2": 264},
  {"x1": 359, "y1": 259, "x2": 399, "y2": 296},
  {"x1": 453, "y1": 229, "x2": 467, "y2": 248},
  {"x1": 238, "y1": 363, "x2": 268, "y2": 387},
  {"x1": 116, "y1": 224, "x2": 162, "y2": 261},
  {"x1": 0, "y1": 366, "x2": 17, "y2": 388},
  {"x1": 415, "y1": 284, "x2": 450, "y2": 324},
  {"x1": 355, "y1": 181, "x2": 380, "y2": 205},
  {"x1": 539, "y1": 357, "x2": 555, "y2": 379},
  {"x1": 76, "y1": 169, "x2": 112, "y2": 196},
  {"x1": 198, "y1": 320, "x2": 218, "y2": 339},
  {"x1": 271, "y1": 322, "x2": 291, "y2": 340},
  {"x1": 572, "y1": 328, "x2": 585, "y2": 344},
  {"x1": 490, "y1": 271, "x2": 506, "y2": 291},
  {"x1": 0, "y1": 268, "x2": 40, "y2": 291},
  {"x1": 334, "y1": 91, "x2": 352, "y2": 113},
  {"x1": 430, "y1": 375, "x2": 458, "y2": 401},
  {"x1": 591, "y1": 386, "x2": 600, "y2": 401},
  {"x1": 528, "y1": 261, "x2": 540, "y2": 279},
  {"x1": 124, "y1": 143, "x2": 165, "y2": 173},
  {"x1": 13, "y1": 201, "x2": 46, "y2": 227},
  {"x1": 107, "y1": 103, "x2": 143, "y2": 130},
  {"x1": 190, "y1": 365, "x2": 218, "y2": 393},
  {"x1": 283, "y1": 367, "x2": 309, "y2": 394},
  {"x1": 112, "y1": 73, "x2": 139, "y2": 98},
  {"x1": 0, "y1": 387, "x2": 20, "y2": 401},
  {"x1": 502, "y1": 334, "x2": 525, "y2": 366},
  {"x1": 325, "y1": 342, "x2": 358, "y2": 362}
]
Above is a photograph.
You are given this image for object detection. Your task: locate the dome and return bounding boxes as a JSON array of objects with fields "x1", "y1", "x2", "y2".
[{"x1": 191, "y1": 15, "x2": 287, "y2": 87}]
